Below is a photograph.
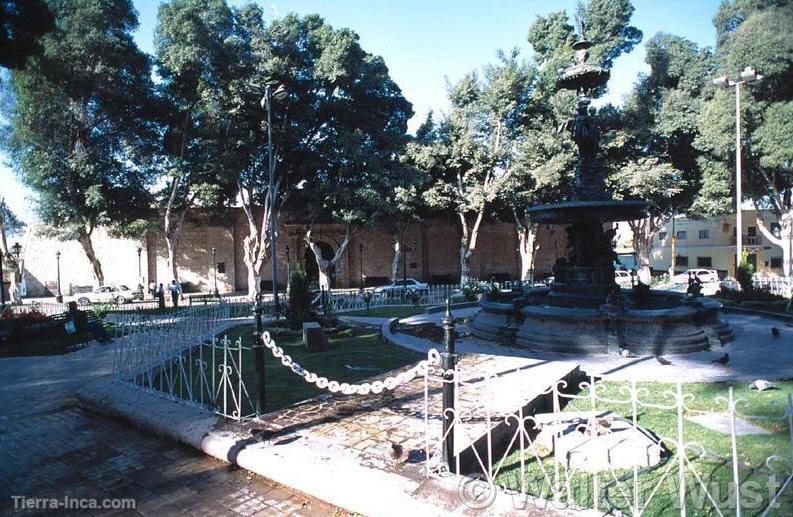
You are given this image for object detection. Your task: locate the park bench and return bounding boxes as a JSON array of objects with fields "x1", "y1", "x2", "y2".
[{"x1": 187, "y1": 293, "x2": 222, "y2": 305}]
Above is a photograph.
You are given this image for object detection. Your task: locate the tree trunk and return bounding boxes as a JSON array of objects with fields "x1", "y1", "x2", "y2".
[
  {"x1": 458, "y1": 210, "x2": 484, "y2": 285},
  {"x1": 77, "y1": 230, "x2": 104, "y2": 285},
  {"x1": 629, "y1": 218, "x2": 661, "y2": 284},
  {"x1": 756, "y1": 210, "x2": 793, "y2": 278},
  {"x1": 518, "y1": 222, "x2": 538, "y2": 282},
  {"x1": 391, "y1": 238, "x2": 402, "y2": 282},
  {"x1": 307, "y1": 226, "x2": 353, "y2": 291}
]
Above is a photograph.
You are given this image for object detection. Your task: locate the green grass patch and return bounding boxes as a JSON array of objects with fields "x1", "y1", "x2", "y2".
[
  {"x1": 177, "y1": 324, "x2": 423, "y2": 414},
  {"x1": 341, "y1": 305, "x2": 430, "y2": 318},
  {"x1": 494, "y1": 380, "x2": 793, "y2": 516}
]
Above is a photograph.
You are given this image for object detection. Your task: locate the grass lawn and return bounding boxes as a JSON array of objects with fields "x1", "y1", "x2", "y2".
[
  {"x1": 190, "y1": 324, "x2": 424, "y2": 414},
  {"x1": 494, "y1": 380, "x2": 793, "y2": 516},
  {"x1": 341, "y1": 305, "x2": 430, "y2": 318}
]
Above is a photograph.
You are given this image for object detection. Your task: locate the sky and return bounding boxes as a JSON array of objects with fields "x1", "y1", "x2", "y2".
[{"x1": 0, "y1": 0, "x2": 723, "y2": 224}]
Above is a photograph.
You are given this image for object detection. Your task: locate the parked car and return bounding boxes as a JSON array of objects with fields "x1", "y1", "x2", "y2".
[
  {"x1": 615, "y1": 270, "x2": 633, "y2": 286},
  {"x1": 373, "y1": 278, "x2": 429, "y2": 297},
  {"x1": 672, "y1": 269, "x2": 719, "y2": 284},
  {"x1": 74, "y1": 285, "x2": 136, "y2": 306}
]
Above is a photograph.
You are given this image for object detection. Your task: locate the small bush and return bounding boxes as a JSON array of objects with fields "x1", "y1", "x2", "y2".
[
  {"x1": 286, "y1": 268, "x2": 313, "y2": 329},
  {"x1": 736, "y1": 253, "x2": 754, "y2": 291}
]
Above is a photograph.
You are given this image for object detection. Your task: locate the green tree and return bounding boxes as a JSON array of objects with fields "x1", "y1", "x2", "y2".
[
  {"x1": 0, "y1": 0, "x2": 54, "y2": 70},
  {"x1": 696, "y1": 0, "x2": 793, "y2": 276},
  {"x1": 406, "y1": 50, "x2": 533, "y2": 283},
  {"x1": 259, "y1": 14, "x2": 412, "y2": 291},
  {"x1": 2, "y1": 0, "x2": 158, "y2": 285},
  {"x1": 613, "y1": 32, "x2": 713, "y2": 280},
  {"x1": 0, "y1": 196, "x2": 26, "y2": 303},
  {"x1": 154, "y1": 0, "x2": 245, "y2": 282}
]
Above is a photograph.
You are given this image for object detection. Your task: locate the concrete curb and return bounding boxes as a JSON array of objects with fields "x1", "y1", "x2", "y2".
[{"x1": 75, "y1": 379, "x2": 503, "y2": 517}]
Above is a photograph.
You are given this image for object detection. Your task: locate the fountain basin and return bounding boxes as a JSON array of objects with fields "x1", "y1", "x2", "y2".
[
  {"x1": 471, "y1": 289, "x2": 733, "y2": 356},
  {"x1": 526, "y1": 200, "x2": 649, "y2": 224}
]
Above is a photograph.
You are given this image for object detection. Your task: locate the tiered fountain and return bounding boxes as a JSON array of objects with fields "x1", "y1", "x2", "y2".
[{"x1": 471, "y1": 32, "x2": 732, "y2": 355}]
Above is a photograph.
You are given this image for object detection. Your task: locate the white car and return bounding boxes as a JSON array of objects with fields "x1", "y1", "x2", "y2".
[
  {"x1": 373, "y1": 278, "x2": 429, "y2": 296},
  {"x1": 74, "y1": 285, "x2": 136, "y2": 306},
  {"x1": 615, "y1": 270, "x2": 633, "y2": 286},
  {"x1": 672, "y1": 269, "x2": 719, "y2": 284}
]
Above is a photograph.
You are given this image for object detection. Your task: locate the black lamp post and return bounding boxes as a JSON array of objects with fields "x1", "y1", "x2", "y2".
[
  {"x1": 0, "y1": 250, "x2": 5, "y2": 305},
  {"x1": 261, "y1": 81, "x2": 288, "y2": 317},
  {"x1": 359, "y1": 243, "x2": 364, "y2": 292},
  {"x1": 10, "y1": 242, "x2": 22, "y2": 304},
  {"x1": 402, "y1": 239, "x2": 408, "y2": 303},
  {"x1": 211, "y1": 247, "x2": 219, "y2": 297},
  {"x1": 55, "y1": 251, "x2": 63, "y2": 303},
  {"x1": 285, "y1": 245, "x2": 291, "y2": 295},
  {"x1": 136, "y1": 246, "x2": 143, "y2": 294}
]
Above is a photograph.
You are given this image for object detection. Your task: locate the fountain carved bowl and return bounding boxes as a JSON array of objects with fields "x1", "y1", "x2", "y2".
[{"x1": 470, "y1": 287, "x2": 733, "y2": 356}]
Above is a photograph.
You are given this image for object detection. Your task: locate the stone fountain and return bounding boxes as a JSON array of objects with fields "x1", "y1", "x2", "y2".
[{"x1": 471, "y1": 33, "x2": 732, "y2": 356}]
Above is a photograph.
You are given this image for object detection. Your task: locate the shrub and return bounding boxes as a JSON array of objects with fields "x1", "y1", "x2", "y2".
[
  {"x1": 287, "y1": 268, "x2": 313, "y2": 329},
  {"x1": 736, "y1": 252, "x2": 754, "y2": 291},
  {"x1": 460, "y1": 279, "x2": 486, "y2": 301}
]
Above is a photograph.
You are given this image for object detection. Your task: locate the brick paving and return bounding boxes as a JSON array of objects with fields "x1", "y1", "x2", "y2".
[{"x1": 0, "y1": 404, "x2": 343, "y2": 516}]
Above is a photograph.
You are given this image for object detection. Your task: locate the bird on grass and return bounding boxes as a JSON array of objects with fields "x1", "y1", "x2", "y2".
[
  {"x1": 388, "y1": 442, "x2": 407, "y2": 462},
  {"x1": 655, "y1": 356, "x2": 672, "y2": 365},
  {"x1": 749, "y1": 379, "x2": 777, "y2": 391},
  {"x1": 771, "y1": 327, "x2": 780, "y2": 338},
  {"x1": 619, "y1": 348, "x2": 633, "y2": 358},
  {"x1": 712, "y1": 353, "x2": 730, "y2": 365}
]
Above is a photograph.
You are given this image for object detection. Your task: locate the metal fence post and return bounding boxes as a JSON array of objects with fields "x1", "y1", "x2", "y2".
[
  {"x1": 441, "y1": 298, "x2": 457, "y2": 472},
  {"x1": 252, "y1": 295, "x2": 265, "y2": 415}
]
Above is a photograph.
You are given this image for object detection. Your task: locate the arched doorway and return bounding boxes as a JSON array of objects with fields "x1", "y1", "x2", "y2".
[{"x1": 304, "y1": 242, "x2": 335, "y2": 289}]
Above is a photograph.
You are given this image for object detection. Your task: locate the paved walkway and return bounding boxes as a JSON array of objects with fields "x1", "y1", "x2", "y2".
[
  {"x1": 0, "y1": 339, "x2": 342, "y2": 516},
  {"x1": 390, "y1": 310, "x2": 793, "y2": 382}
]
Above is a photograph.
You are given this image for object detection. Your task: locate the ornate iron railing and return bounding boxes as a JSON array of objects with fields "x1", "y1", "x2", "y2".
[{"x1": 421, "y1": 364, "x2": 793, "y2": 516}]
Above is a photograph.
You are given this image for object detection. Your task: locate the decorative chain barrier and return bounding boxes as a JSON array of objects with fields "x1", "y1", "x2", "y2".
[{"x1": 260, "y1": 331, "x2": 442, "y2": 395}]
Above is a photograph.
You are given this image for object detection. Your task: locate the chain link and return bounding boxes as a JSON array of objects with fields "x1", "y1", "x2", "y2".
[{"x1": 260, "y1": 332, "x2": 441, "y2": 395}]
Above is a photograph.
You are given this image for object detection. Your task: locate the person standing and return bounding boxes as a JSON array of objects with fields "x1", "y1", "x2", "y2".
[
  {"x1": 169, "y1": 279, "x2": 182, "y2": 307},
  {"x1": 157, "y1": 283, "x2": 166, "y2": 309}
]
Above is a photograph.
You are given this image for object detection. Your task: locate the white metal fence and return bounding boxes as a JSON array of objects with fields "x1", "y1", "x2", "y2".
[
  {"x1": 421, "y1": 364, "x2": 793, "y2": 516},
  {"x1": 753, "y1": 276, "x2": 793, "y2": 297}
]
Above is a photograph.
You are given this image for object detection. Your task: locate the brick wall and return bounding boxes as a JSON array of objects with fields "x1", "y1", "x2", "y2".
[{"x1": 20, "y1": 210, "x2": 570, "y2": 296}]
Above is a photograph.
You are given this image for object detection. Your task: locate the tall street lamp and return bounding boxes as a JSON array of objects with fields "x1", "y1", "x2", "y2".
[
  {"x1": 359, "y1": 243, "x2": 364, "y2": 292},
  {"x1": 211, "y1": 247, "x2": 219, "y2": 297},
  {"x1": 55, "y1": 251, "x2": 63, "y2": 303},
  {"x1": 0, "y1": 249, "x2": 4, "y2": 305},
  {"x1": 10, "y1": 242, "x2": 22, "y2": 304},
  {"x1": 713, "y1": 66, "x2": 763, "y2": 276},
  {"x1": 285, "y1": 245, "x2": 291, "y2": 295},
  {"x1": 261, "y1": 82, "x2": 288, "y2": 317},
  {"x1": 136, "y1": 246, "x2": 143, "y2": 294}
]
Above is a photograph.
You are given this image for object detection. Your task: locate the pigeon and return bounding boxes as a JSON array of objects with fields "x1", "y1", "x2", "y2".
[
  {"x1": 388, "y1": 443, "x2": 406, "y2": 462},
  {"x1": 749, "y1": 379, "x2": 777, "y2": 391},
  {"x1": 619, "y1": 348, "x2": 632, "y2": 358},
  {"x1": 655, "y1": 356, "x2": 672, "y2": 365},
  {"x1": 771, "y1": 327, "x2": 780, "y2": 338},
  {"x1": 712, "y1": 353, "x2": 730, "y2": 365}
]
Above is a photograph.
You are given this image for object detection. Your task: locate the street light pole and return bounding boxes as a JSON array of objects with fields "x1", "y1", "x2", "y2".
[
  {"x1": 713, "y1": 66, "x2": 763, "y2": 277},
  {"x1": 136, "y1": 246, "x2": 143, "y2": 294},
  {"x1": 55, "y1": 251, "x2": 62, "y2": 303},
  {"x1": 359, "y1": 242, "x2": 364, "y2": 292},
  {"x1": 261, "y1": 82, "x2": 287, "y2": 317},
  {"x1": 285, "y1": 245, "x2": 291, "y2": 295},
  {"x1": 0, "y1": 251, "x2": 4, "y2": 305},
  {"x1": 211, "y1": 247, "x2": 219, "y2": 297}
]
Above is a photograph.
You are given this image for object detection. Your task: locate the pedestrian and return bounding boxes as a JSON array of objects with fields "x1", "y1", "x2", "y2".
[
  {"x1": 148, "y1": 281, "x2": 156, "y2": 299},
  {"x1": 157, "y1": 283, "x2": 165, "y2": 309},
  {"x1": 65, "y1": 301, "x2": 111, "y2": 343},
  {"x1": 169, "y1": 279, "x2": 182, "y2": 308}
]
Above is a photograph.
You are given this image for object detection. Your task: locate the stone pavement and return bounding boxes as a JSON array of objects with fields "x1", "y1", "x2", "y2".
[
  {"x1": 388, "y1": 310, "x2": 793, "y2": 382},
  {"x1": 0, "y1": 405, "x2": 340, "y2": 516},
  {"x1": 0, "y1": 338, "x2": 343, "y2": 516}
]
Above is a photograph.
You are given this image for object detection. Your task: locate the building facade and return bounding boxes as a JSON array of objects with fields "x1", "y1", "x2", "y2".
[
  {"x1": 615, "y1": 208, "x2": 787, "y2": 277},
  {"x1": 17, "y1": 210, "x2": 567, "y2": 296}
]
